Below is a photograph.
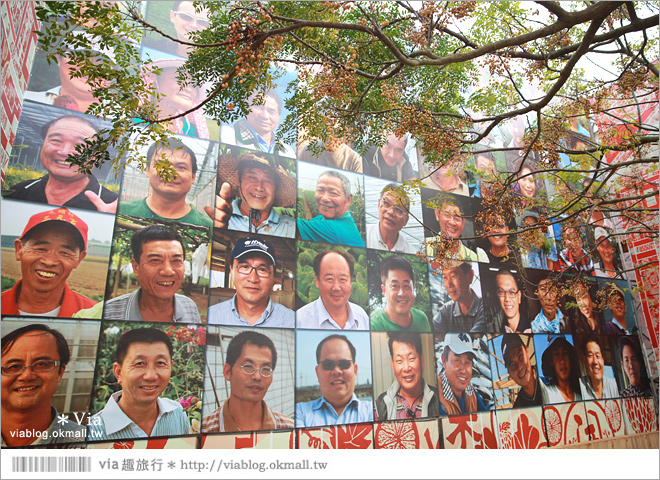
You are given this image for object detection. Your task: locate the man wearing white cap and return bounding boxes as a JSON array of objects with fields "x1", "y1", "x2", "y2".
[{"x1": 438, "y1": 333, "x2": 488, "y2": 415}]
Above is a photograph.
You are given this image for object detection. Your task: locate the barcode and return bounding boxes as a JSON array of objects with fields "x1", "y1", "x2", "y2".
[{"x1": 12, "y1": 456, "x2": 91, "y2": 473}]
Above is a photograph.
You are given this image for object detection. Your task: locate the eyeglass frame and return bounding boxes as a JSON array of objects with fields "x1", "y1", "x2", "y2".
[
  {"x1": 1, "y1": 360, "x2": 62, "y2": 376},
  {"x1": 234, "y1": 263, "x2": 273, "y2": 278},
  {"x1": 172, "y1": 11, "x2": 210, "y2": 27},
  {"x1": 230, "y1": 363, "x2": 273, "y2": 377},
  {"x1": 379, "y1": 197, "x2": 407, "y2": 218},
  {"x1": 497, "y1": 288, "x2": 520, "y2": 299}
]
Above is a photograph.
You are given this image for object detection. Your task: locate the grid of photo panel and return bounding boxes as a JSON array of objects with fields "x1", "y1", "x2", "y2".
[{"x1": 1, "y1": 1, "x2": 657, "y2": 450}]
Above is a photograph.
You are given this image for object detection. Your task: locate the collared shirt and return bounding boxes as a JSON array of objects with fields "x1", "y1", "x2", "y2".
[
  {"x1": 370, "y1": 308, "x2": 431, "y2": 332},
  {"x1": 2, "y1": 280, "x2": 97, "y2": 317},
  {"x1": 87, "y1": 391, "x2": 190, "y2": 441},
  {"x1": 426, "y1": 238, "x2": 487, "y2": 263},
  {"x1": 3, "y1": 173, "x2": 118, "y2": 212},
  {"x1": 520, "y1": 232, "x2": 558, "y2": 270},
  {"x1": 227, "y1": 198, "x2": 296, "y2": 238},
  {"x1": 1, "y1": 407, "x2": 85, "y2": 447},
  {"x1": 609, "y1": 318, "x2": 629, "y2": 334},
  {"x1": 531, "y1": 309, "x2": 562, "y2": 333},
  {"x1": 296, "y1": 297, "x2": 369, "y2": 330},
  {"x1": 295, "y1": 394, "x2": 373, "y2": 428},
  {"x1": 433, "y1": 289, "x2": 486, "y2": 333},
  {"x1": 366, "y1": 223, "x2": 415, "y2": 254},
  {"x1": 375, "y1": 380, "x2": 439, "y2": 421},
  {"x1": 201, "y1": 400, "x2": 294, "y2": 433},
  {"x1": 119, "y1": 198, "x2": 212, "y2": 228},
  {"x1": 579, "y1": 375, "x2": 619, "y2": 400},
  {"x1": 298, "y1": 211, "x2": 365, "y2": 247},
  {"x1": 73, "y1": 288, "x2": 201, "y2": 323},
  {"x1": 208, "y1": 295, "x2": 294, "y2": 328},
  {"x1": 438, "y1": 371, "x2": 488, "y2": 415}
]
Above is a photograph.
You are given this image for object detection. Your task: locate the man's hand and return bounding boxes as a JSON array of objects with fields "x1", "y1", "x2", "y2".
[
  {"x1": 85, "y1": 191, "x2": 118, "y2": 213},
  {"x1": 205, "y1": 182, "x2": 233, "y2": 229}
]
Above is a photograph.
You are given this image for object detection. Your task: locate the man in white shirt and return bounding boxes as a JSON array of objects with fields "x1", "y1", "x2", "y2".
[{"x1": 367, "y1": 184, "x2": 415, "y2": 254}]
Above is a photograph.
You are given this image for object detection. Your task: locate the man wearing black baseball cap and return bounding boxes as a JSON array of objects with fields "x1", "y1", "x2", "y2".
[
  {"x1": 501, "y1": 334, "x2": 544, "y2": 408},
  {"x1": 208, "y1": 237, "x2": 294, "y2": 327}
]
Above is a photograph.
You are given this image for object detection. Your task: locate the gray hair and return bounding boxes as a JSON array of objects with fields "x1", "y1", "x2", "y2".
[{"x1": 319, "y1": 170, "x2": 351, "y2": 197}]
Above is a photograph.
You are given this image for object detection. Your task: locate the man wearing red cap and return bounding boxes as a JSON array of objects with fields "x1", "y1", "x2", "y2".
[{"x1": 2, "y1": 208, "x2": 96, "y2": 317}]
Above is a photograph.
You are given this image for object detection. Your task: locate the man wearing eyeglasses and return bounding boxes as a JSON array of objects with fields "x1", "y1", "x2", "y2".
[
  {"x1": 490, "y1": 269, "x2": 531, "y2": 333},
  {"x1": 87, "y1": 328, "x2": 190, "y2": 440},
  {"x1": 367, "y1": 184, "x2": 415, "y2": 254},
  {"x1": 295, "y1": 334, "x2": 373, "y2": 427},
  {"x1": 1, "y1": 324, "x2": 86, "y2": 447},
  {"x1": 208, "y1": 237, "x2": 294, "y2": 327},
  {"x1": 202, "y1": 331, "x2": 294, "y2": 433},
  {"x1": 170, "y1": 1, "x2": 209, "y2": 58}
]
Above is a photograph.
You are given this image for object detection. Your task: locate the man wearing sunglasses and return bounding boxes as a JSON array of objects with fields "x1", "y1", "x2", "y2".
[
  {"x1": 202, "y1": 331, "x2": 293, "y2": 433},
  {"x1": 170, "y1": 1, "x2": 209, "y2": 58},
  {"x1": 367, "y1": 183, "x2": 415, "y2": 254},
  {"x1": 295, "y1": 334, "x2": 373, "y2": 427},
  {"x1": 1, "y1": 324, "x2": 85, "y2": 447},
  {"x1": 208, "y1": 237, "x2": 294, "y2": 327}
]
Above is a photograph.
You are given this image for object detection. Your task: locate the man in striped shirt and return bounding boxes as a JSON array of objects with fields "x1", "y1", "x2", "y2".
[{"x1": 201, "y1": 331, "x2": 293, "y2": 433}]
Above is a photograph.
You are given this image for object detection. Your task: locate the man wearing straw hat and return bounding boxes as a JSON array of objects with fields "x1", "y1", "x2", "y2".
[{"x1": 213, "y1": 152, "x2": 296, "y2": 238}]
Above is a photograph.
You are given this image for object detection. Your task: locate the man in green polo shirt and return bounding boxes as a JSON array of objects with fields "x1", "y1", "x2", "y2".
[
  {"x1": 118, "y1": 139, "x2": 212, "y2": 227},
  {"x1": 370, "y1": 256, "x2": 430, "y2": 332}
]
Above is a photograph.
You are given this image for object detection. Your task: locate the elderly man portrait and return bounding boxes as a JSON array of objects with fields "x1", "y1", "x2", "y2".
[
  {"x1": 297, "y1": 250, "x2": 369, "y2": 330},
  {"x1": 578, "y1": 335, "x2": 618, "y2": 400},
  {"x1": 370, "y1": 256, "x2": 430, "y2": 332},
  {"x1": 1, "y1": 324, "x2": 86, "y2": 447},
  {"x1": 202, "y1": 331, "x2": 294, "y2": 433},
  {"x1": 87, "y1": 328, "x2": 190, "y2": 440},
  {"x1": 423, "y1": 163, "x2": 469, "y2": 196},
  {"x1": 208, "y1": 237, "x2": 294, "y2": 327},
  {"x1": 212, "y1": 151, "x2": 296, "y2": 237},
  {"x1": 433, "y1": 261, "x2": 486, "y2": 334},
  {"x1": 367, "y1": 183, "x2": 415, "y2": 254},
  {"x1": 375, "y1": 332, "x2": 439, "y2": 421},
  {"x1": 363, "y1": 133, "x2": 417, "y2": 182},
  {"x1": 297, "y1": 170, "x2": 365, "y2": 247},
  {"x1": 489, "y1": 269, "x2": 531, "y2": 334},
  {"x1": 75, "y1": 224, "x2": 201, "y2": 322},
  {"x1": 220, "y1": 89, "x2": 295, "y2": 157},
  {"x1": 295, "y1": 334, "x2": 372, "y2": 427},
  {"x1": 2, "y1": 207, "x2": 96, "y2": 317},
  {"x1": 617, "y1": 336, "x2": 652, "y2": 398},
  {"x1": 3, "y1": 115, "x2": 118, "y2": 212},
  {"x1": 500, "y1": 334, "x2": 544, "y2": 408},
  {"x1": 119, "y1": 139, "x2": 212, "y2": 227},
  {"x1": 438, "y1": 333, "x2": 488, "y2": 415},
  {"x1": 530, "y1": 277, "x2": 563, "y2": 333},
  {"x1": 540, "y1": 335, "x2": 582, "y2": 404}
]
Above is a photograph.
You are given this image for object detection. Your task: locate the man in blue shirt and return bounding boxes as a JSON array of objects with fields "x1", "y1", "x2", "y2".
[
  {"x1": 531, "y1": 277, "x2": 563, "y2": 333},
  {"x1": 298, "y1": 170, "x2": 365, "y2": 247},
  {"x1": 295, "y1": 334, "x2": 373, "y2": 427},
  {"x1": 208, "y1": 237, "x2": 294, "y2": 327}
]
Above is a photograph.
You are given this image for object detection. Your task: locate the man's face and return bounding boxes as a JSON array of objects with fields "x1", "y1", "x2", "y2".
[
  {"x1": 435, "y1": 204, "x2": 465, "y2": 239},
  {"x1": 156, "y1": 69, "x2": 198, "y2": 111},
  {"x1": 506, "y1": 345, "x2": 533, "y2": 388},
  {"x1": 224, "y1": 342, "x2": 273, "y2": 404},
  {"x1": 245, "y1": 96, "x2": 280, "y2": 138},
  {"x1": 517, "y1": 167, "x2": 536, "y2": 198},
  {"x1": 315, "y1": 338, "x2": 357, "y2": 409},
  {"x1": 14, "y1": 224, "x2": 86, "y2": 296},
  {"x1": 131, "y1": 240, "x2": 185, "y2": 303},
  {"x1": 147, "y1": 149, "x2": 196, "y2": 199},
  {"x1": 314, "y1": 175, "x2": 352, "y2": 219},
  {"x1": 442, "y1": 265, "x2": 473, "y2": 303},
  {"x1": 608, "y1": 293, "x2": 626, "y2": 321},
  {"x1": 596, "y1": 237, "x2": 614, "y2": 263},
  {"x1": 239, "y1": 166, "x2": 277, "y2": 212},
  {"x1": 496, "y1": 274, "x2": 521, "y2": 320},
  {"x1": 551, "y1": 345, "x2": 571, "y2": 382},
  {"x1": 378, "y1": 192, "x2": 408, "y2": 235},
  {"x1": 475, "y1": 155, "x2": 496, "y2": 176},
  {"x1": 113, "y1": 342, "x2": 172, "y2": 407},
  {"x1": 443, "y1": 350, "x2": 473, "y2": 397},
  {"x1": 40, "y1": 117, "x2": 97, "y2": 183},
  {"x1": 380, "y1": 134, "x2": 406, "y2": 167},
  {"x1": 57, "y1": 55, "x2": 94, "y2": 100},
  {"x1": 391, "y1": 341, "x2": 423, "y2": 394},
  {"x1": 585, "y1": 341, "x2": 604, "y2": 385},
  {"x1": 486, "y1": 223, "x2": 509, "y2": 248},
  {"x1": 1, "y1": 332, "x2": 64, "y2": 414},
  {"x1": 564, "y1": 228, "x2": 583, "y2": 256},
  {"x1": 536, "y1": 279, "x2": 558, "y2": 318},
  {"x1": 230, "y1": 255, "x2": 275, "y2": 306},
  {"x1": 315, "y1": 252, "x2": 352, "y2": 311},
  {"x1": 382, "y1": 269, "x2": 415, "y2": 316},
  {"x1": 170, "y1": 1, "x2": 209, "y2": 42},
  {"x1": 622, "y1": 345, "x2": 641, "y2": 386}
]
